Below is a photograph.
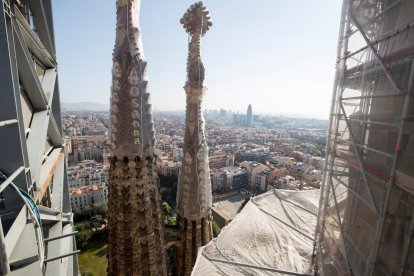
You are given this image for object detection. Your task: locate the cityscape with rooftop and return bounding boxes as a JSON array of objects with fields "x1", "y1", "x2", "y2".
[{"x1": 0, "y1": 0, "x2": 413, "y2": 275}]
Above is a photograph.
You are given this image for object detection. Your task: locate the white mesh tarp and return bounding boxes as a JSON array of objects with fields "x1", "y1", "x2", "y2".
[{"x1": 192, "y1": 189, "x2": 320, "y2": 275}]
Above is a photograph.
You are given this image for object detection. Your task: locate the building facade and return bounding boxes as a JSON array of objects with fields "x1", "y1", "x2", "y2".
[
  {"x1": 246, "y1": 104, "x2": 253, "y2": 127},
  {"x1": 70, "y1": 184, "x2": 108, "y2": 210},
  {"x1": 240, "y1": 161, "x2": 271, "y2": 192},
  {"x1": 210, "y1": 167, "x2": 248, "y2": 192}
]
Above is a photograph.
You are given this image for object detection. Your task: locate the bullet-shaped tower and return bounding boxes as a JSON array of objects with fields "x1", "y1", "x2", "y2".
[
  {"x1": 175, "y1": 2, "x2": 213, "y2": 275},
  {"x1": 107, "y1": 1, "x2": 167, "y2": 275}
]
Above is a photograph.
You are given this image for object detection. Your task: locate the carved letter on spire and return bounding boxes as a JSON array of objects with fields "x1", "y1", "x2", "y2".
[{"x1": 107, "y1": 1, "x2": 167, "y2": 275}]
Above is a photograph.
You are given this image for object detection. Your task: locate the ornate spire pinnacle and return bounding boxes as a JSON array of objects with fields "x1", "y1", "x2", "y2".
[
  {"x1": 180, "y1": 1, "x2": 212, "y2": 89},
  {"x1": 107, "y1": 1, "x2": 167, "y2": 275},
  {"x1": 174, "y1": 2, "x2": 213, "y2": 275},
  {"x1": 110, "y1": 0, "x2": 154, "y2": 159}
]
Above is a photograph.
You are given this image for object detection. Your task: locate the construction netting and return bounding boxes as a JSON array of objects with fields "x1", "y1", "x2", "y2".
[
  {"x1": 192, "y1": 189, "x2": 320, "y2": 275},
  {"x1": 315, "y1": 0, "x2": 414, "y2": 275}
]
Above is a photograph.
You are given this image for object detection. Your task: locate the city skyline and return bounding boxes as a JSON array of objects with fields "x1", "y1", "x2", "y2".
[{"x1": 54, "y1": 1, "x2": 342, "y2": 119}]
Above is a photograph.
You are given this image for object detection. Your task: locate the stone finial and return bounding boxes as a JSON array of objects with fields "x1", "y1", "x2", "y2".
[{"x1": 180, "y1": 1, "x2": 212, "y2": 36}]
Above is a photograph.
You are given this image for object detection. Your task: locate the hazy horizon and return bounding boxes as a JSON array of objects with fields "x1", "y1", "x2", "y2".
[
  {"x1": 61, "y1": 101, "x2": 329, "y2": 120},
  {"x1": 54, "y1": 1, "x2": 342, "y2": 120}
]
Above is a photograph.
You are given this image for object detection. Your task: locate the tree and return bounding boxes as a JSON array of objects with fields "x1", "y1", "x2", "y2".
[
  {"x1": 90, "y1": 214, "x2": 104, "y2": 231},
  {"x1": 74, "y1": 202, "x2": 108, "y2": 223},
  {"x1": 158, "y1": 174, "x2": 178, "y2": 207},
  {"x1": 75, "y1": 223, "x2": 92, "y2": 249},
  {"x1": 92, "y1": 202, "x2": 108, "y2": 219},
  {"x1": 162, "y1": 201, "x2": 176, "y2": 226},
  {"x1": 162, "y1": 201, "x2": 172, "y2": 215},
  {"x1": 212, "y1": 221, "x2": 221, "y2": 238},
  {"x1": 82, "y1": 206, "x2": 93, "y2": 218},
  {"x1": 166, "y1": 216, "x2": 176, "y2": 226}
]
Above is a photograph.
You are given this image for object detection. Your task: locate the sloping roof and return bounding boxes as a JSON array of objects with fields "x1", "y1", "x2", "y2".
[{"x1": 192, "y1": 189, "x2": 320, "y2": 275}]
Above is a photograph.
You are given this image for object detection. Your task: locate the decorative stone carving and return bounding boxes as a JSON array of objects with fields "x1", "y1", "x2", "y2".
[
  {"x1": 174, "y1": 2, "x2": 213, "y2": 275},
  {"x1": 107, "y1": 1, "x2": 167, "y2": 275}
]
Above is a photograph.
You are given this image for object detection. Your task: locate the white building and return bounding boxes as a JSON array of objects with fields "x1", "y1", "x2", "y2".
[
  {"x1": 70, "y1": 184, "x2": 108, "y2": 210},
  {"x1": 240, "y1": 161, "x2": 271, "y2": 192}
]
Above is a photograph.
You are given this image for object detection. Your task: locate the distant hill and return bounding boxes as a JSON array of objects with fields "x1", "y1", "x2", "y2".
[{"x1": 62, "y1": 102, "x2": 109, "y2": 111}]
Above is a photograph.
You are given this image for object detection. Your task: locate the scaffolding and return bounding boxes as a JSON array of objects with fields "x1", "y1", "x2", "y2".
[
  {"x1": 0, "y1": 0, "x2": 78, "y2": 275},
  {"x1": 314, "y1": 0, "x2": 414, "y2": 275}
]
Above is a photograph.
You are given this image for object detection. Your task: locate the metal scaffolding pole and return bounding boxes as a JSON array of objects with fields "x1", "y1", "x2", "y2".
[
  {"x1": 313, "y1": 0, "x2": 352, "y2": 271},
  {"x1": 339, "y1": 102, "x2": 378, "y2": 211},
  {"x1": 399, "y1": 208, "x2": 414, "y2": 276},
  {"x1": 315, "y1": 1, "x2": 414, "y2": 274},
  {"x1": 366, "y1": 59, "x2": 414, "y2": 276},
  {"x1": 350, "y1": 13, "x2": 402, "y2": 95}
]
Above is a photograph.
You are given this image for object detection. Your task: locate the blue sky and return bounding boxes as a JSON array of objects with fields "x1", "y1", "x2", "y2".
[{"x1": 53, "y1": 1, "x2": 342, "y2": 119}]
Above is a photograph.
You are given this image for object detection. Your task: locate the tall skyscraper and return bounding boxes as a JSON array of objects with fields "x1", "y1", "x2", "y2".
[
  {"x1": 247, "y1": 104, "x2": 253, "y2": 127},
  {"x1": 107, "y1": 1, "x2": 167, "y2": 275},
  {"x1": 0, "y1": 1, "x2": 78, "y2": 275},
  {"x1": 174, "y1": 2, "x2": 213, "y2": 275}
]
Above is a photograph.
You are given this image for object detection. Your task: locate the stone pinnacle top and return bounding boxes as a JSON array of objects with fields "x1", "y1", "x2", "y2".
[
  {"x1": 180, "y1": 1, "x2": 212, "y2": 36},
  {"x1": 180, "y1": 2, "x2": 212, "y2": 89}
]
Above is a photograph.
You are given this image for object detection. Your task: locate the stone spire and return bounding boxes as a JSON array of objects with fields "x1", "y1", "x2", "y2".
[
  {"x1": 107, "y1": 1, "x2": 167, "y2": 275},
  {"x1": 174, "y1": 2, "x2": 213, "y2": 275}
]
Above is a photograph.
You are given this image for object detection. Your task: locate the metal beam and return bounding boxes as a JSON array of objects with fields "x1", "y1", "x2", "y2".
[
  {"x1": 350, "y1": 13, "x2": 402, "y2": 95},
  {"x1": 339, "y1": 102, "x2": 378, "y2": 212},
  {"x1": 344, "y1": 117, "x2": 399, "y2": 128},
  {"x1": 50, "y1": 155, "x2": 64, "y2": 210},
  {"x1": 4, "y1": 207, "x2": 27, "y2": 259},
  {"x1": 48, "y1": 114, "x2": 62, "y2": 147},
  {"x1": 44, "y1": 251, "x2": 80, "y2": 263},
  {"x1": 0, "y1": 166, "x2": 25, "y2": 194},
  {"x1": 329, "y1": 179, "x2": 351, "y2": 274},
  {"x1": 14, "y1": 8, "x2": 54, "y2": 67},
  {"x1": 12, "y1": 19, "x2": 48, "y2": 111},
  {"x1": 332, "y1": 175, "x2": 376, "y2": 212},
  {"x1": 41, "y1": 69, "x2": 57, "y2": 103},
  {"x1": 399, "y1": 208, "x2": 414, "y2": 276},
  {"x1": 367, "y1": 60, "x2": 414, "y2": 275},
  {"x1": 341, "y1": 92, "x2": 401, "y2": 101},
  {"x1": 0, "y1": 119, "x2": 18, "y2": 127},
  {"x1": 350, "y1": 141, "x2": 395, "y2": 159},
  {"x1": 28, "y1": 0, "x2": 55, "y2": 56},
  {"x1": 0, "y1": 0, "x2": 31, "y2": 182},
  {"x1": 26, "y1": 110, "x2": 49, "y2": 186},
  {"x1": 38, "y1": 206, "x2": 71, "y2": 224},
  {"x1": 45, "y1": 221, "x2": 61, "y2": 276},
  {"x1": 44, "y1": 232, "x2": 78, "y2": 243},
  {"x1": 0, "y1": 220, "x2": 10, "y2": 275}
]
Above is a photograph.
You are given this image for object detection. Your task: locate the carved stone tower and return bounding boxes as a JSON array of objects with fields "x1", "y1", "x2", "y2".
[
  {"x1": 107, "y1": 1, "x2": 167, "y2": 275},
  {"x1": 174, "y1": 2, "x2": 213, "y2": 275}
]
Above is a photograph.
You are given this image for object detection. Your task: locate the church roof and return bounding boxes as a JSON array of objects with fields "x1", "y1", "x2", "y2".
[{"x1": 192, "y1": 189, "x2": 319, "y2": 275}]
